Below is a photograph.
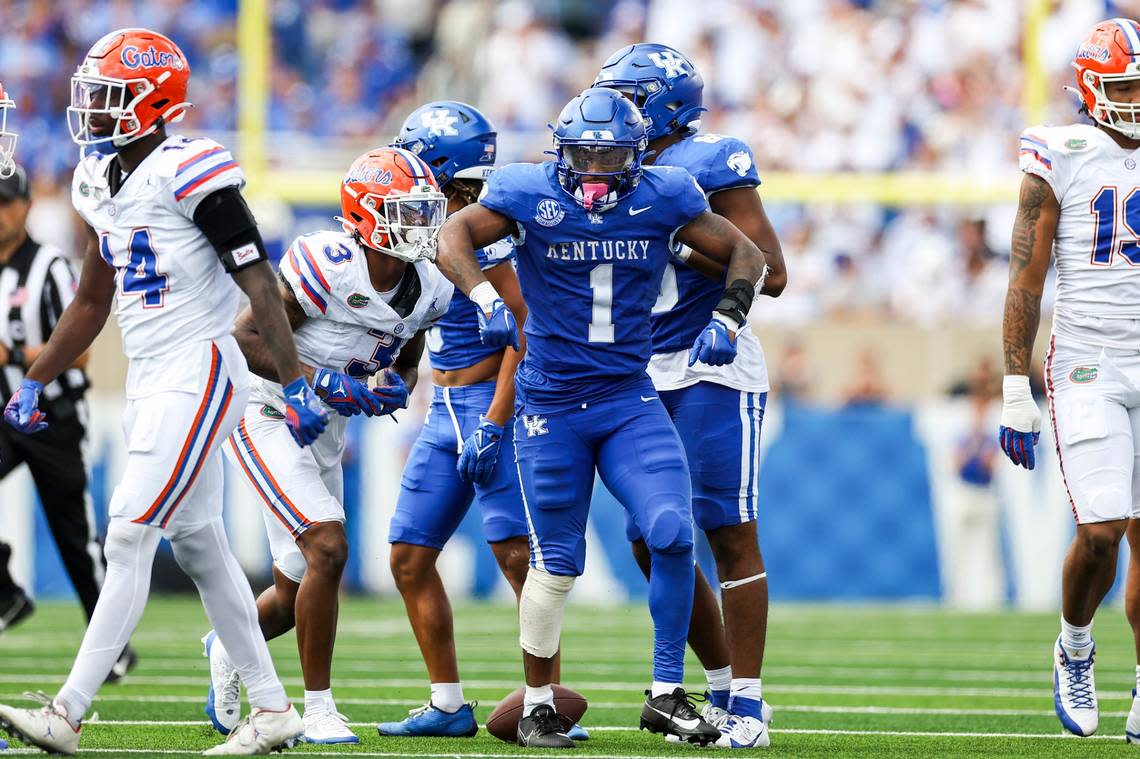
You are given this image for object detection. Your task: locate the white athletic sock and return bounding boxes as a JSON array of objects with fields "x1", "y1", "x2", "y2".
[
  {"x1": 304, "y1": 689, "x2": 335, "y2": 716},
  {"x1": 57, "y1": 519, "x2": 162, "y2": 727},
  {"x1": 1061, "y1": 616, "x2": 1093, "y2": 652},
  {"x1": 430, "y1": 682, "x2": 465, "y2": 713},
  {"x1": 705, "y1": 665, "x2": 732, "y2": 694},
  {"x1": 523, "y1": 684, "x2": 554, "y2": 717},
  {"x1": 171, "y1": 519, "x2": 287, "y2": 711},
  {"x1": 651, "y1": 680, "x2": 681, "y2": 698},
  {"x1": 730, "y1": 677, "x2": 763, "y2": 701}
]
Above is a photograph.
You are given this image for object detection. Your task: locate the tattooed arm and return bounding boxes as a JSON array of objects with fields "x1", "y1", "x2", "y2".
[{"x1": 1003, "y1": 173, "x2": 1060, "y2": 375}]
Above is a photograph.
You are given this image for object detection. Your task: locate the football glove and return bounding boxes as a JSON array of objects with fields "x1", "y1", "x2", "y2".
[
  {"x1": 688, "y1": 314, "x2": 739, "y2": 367},
  {"x1": 3, "y1": 379, "x2": 47, "y2": 434},
  {"x1": 458, "y1": 417, "x2": 505, "y2": 486},
  {"x1": 282, "y1": 376, "x2": 329, "y2": 447},
  {"x1": 372, "y1": 369, "x2": 410, "y2": 417},
  {"x1": 313, "y1": 367, "x2": 384, "y2": 417},
  {"x1": 999, "y1": 374, "x2": 1041, "y2": 470},
  {"x1": 477, "y1": 298, "x2": 520, "y2": 351}
]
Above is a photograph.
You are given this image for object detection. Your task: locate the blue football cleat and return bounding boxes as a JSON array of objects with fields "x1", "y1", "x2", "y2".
[
  {"x1": 567, "y1": 722, "x2": 589, "y2": 741},
  {"x1": 202, "y1": 631, "x2": 242, "y2": 735},
  {"x1": 377, "y1": 703, "x2": 478, "y2": 737}
]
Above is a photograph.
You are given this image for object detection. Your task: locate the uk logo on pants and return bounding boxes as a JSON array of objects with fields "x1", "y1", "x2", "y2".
[{"x1": 523, "y1": 415, "x2": 549, "y2": 437}]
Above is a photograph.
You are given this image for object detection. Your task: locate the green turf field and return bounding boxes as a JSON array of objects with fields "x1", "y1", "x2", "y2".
[{"x1": 0, "y1": 597, "x2": 1137, "y2": 757}]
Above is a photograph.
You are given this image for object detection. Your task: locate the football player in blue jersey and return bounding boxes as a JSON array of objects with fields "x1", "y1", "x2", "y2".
[
  {"x1": 435, "y1": 87, "x2": 767, "y2": 748},
  {"x1": 594, "y1": 43, "x2": 787, "y2": 749},
  {"x1": 378, "y1": 101, "x2": 585, "y2": 740}
]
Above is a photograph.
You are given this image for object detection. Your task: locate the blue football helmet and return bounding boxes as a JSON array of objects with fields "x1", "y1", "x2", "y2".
[
  {"x1": 553, "y1": 87, "x2": 648, "y2": 211},
  {"x1": 593, "y1": 43, "x2": 705, "y2": 140},
  {"x1": 391, "y1": 101, "x2": 496, "y2": 188}
]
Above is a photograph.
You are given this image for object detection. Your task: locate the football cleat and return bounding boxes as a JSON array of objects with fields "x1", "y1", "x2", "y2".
[
  {"x1": 1053, "y1": 636, "x2": 1097, "y2": 736},
  {"x1": 302, "y1": 709, "x2": 358, "y2": 744},
  {"x1": 0, "y1": 692, "x2": 81, "y2": 756},
  {"x1": 0, "y1": 586, "x2": 34, "y2": 635},
  {"x1": 1126, "y1": 688, "x2": 1140, "y2": 744},
  {"x1": 203, "y1": 705, "x2": 303, "y2": 755},
  {"x1": 377, "y1": 702, "x2": 478, "y2": 737},
  {"x1": 640, "y1": 688, "x2": 720, "y2": 746},
  {"x1": 566, "y1": 722, "x2": 589, "y2": 741},
  {"x1": 668, "y1": 698, "x2": 773, "y2": 744},
  {"x1": 203, "y1": 631, "x2": 242, "y2": 735},
  {"x1": 517, "y1": 704, "x2": 574, "y2": 749},
  {"x1": 715, "y1": 714, "x2": 771, "y2": 748}
]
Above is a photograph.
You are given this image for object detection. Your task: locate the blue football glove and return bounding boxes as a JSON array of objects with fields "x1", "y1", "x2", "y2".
[
  {"x1": 3, "y1": 379, "x2": 48, "y2": 434},
  {"x1": 999, "y1": 375, "x2": 1041, "y2": 470},
  {"x1": 688, "y1": 315, "x2": 739, "y2": 367},
  {"x1": 313, "y1": 367, "x2": 384, "y2": 417},
  {"x1": 477, "y1": 298, "x2": 520, "y2": 351},
  {"x1": 282, "y1": 376, "x2": 329, "y2": 447},
  {"x1": 371, "y1": 369, "x2": 410, "y2": 417},
  {"x1": 458, "y1": 417, "x2": 505, "y2": 486}
]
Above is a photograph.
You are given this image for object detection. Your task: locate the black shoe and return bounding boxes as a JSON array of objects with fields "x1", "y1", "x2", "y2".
[
  {"x1": 640, "y1": 688, "x2": 720, "y2": 746},
  {"x1": 517, "y1": 704, "x2": 575, "y2": 748},
  {"x1": 0, "y1": 587, "x2": 34, "y2": 634},
  {"x1": 104, "y1": 645, "x2": 138, "y2": 684}
]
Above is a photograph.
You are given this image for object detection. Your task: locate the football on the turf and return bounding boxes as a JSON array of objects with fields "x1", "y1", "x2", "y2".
[{"x1": 484, "y1": 684, "x2": 589, "y2": 743}]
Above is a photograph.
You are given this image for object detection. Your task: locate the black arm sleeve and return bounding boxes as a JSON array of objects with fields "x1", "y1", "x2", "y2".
[{"x1": 192, "y1": 186, "x2": 269, "y2": 273}]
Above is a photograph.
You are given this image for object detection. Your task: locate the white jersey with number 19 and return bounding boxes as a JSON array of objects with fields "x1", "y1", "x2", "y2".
[
  {"x1": 1021, "y1": 123, "x2": 1140, "y2": 349},
  {"x1": 70, "y1": 134, "x2": 245, "y2": 363}
]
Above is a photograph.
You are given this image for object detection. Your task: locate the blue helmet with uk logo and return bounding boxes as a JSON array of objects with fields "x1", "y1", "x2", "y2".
[
  {"x1": 390, "y1": 101, "x2": 497, "y2": 188},
  {"x1": 593, "y1": 43, "x2": 705, "y2": 140},
  {"x1": 552, "y1": 87, "x2": 648, "y2": 212}
]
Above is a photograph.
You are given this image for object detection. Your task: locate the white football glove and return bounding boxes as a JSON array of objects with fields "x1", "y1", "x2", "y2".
[{"x1": 999, "y1": 375, "x2": 1041, "y2": 469}]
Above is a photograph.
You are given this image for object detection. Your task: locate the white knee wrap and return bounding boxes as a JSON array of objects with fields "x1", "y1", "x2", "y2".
[{"x1": 518, "y1": 567, "x2": 575, "y2": 658}]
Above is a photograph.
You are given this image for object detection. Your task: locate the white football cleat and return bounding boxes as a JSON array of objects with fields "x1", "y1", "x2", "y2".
[
  {"x1": 715, "y1": 714, "x2": 771, "y2": 749},
  {"x1": 0, "y1": 692, "x2": 81, "y2": 756},
  {"x1": 1126, "y1": 689, "x2": 1140, "y2": 745},
  {"x1": 204, "y1": 705, "x2": 303, "y2": 755},
  {"x1": 668, "y1": 699, "x2": 773, "y2": 744},
  {"x1": 203, "y1": 631, "x2": 242, "y2": 735},
  {"x1": 302, "y1": 709, "x2": 359, "y2": 744},
  {"x1": 1053, "y1": 636, "x2": 1098, "y2": 736}
]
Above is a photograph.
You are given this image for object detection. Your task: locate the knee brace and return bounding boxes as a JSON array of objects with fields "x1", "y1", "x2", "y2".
[
  {"x1": 644, "y1": 508, "x2": 694, "y2": 555},
  {"x1": 518, "y1": 567, "x2": 575, "y2": 658}
]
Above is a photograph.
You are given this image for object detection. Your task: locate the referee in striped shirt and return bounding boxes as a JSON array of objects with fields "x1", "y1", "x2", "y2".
[{"x1": 0, "y1": 166, "x2": 135, "y2": 680}]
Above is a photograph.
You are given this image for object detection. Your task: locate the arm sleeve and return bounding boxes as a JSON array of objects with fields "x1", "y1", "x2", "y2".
[
  {"x1": 171, "y1": 140, "x2": 246, "y2": 218},
  {"x1": 1019, "y1": 127, "x2": 1068, "y2": 200},
  {"x1": 477, "y1": 238, "x2": 516, "y2": 270},
  {"x1": 192, "y1": 186, "x2": 269, "y2": 273},
  {"x1": 279, "y1": 236, "x2": 331, "y2": 318}
]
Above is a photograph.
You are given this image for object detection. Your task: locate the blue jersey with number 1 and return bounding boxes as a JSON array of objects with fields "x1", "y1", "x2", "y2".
[
  {"x1": 426, "y1": 239, "x2": 515, "y2": 371},
  {"x1": 650, "y1": 133, "x2": 761, "y2": 354},
  {"x1": 479, "y1": 161, "x2": 708, "y2": 411}
]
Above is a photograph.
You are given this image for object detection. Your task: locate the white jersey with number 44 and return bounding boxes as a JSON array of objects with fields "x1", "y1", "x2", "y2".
[
  {"x1": 1021, "y1": 123, "x2": 1140, "y2": 348},
  {"x1": 71, "y1": 135, "x2": 248, "y2": 360}
]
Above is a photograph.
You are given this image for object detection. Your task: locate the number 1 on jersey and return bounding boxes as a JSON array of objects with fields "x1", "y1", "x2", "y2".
[
  {"x1": 589, "y1": 263, "x2": 615, "y2": 343},
  {"x1": 1090, "y1": 186, "x2": 1140, "y2": 266}
]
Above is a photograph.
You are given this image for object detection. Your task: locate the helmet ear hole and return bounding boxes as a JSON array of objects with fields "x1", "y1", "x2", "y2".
[{"x1": 350, "y1": 212, "x2": 364, "y2": 223}]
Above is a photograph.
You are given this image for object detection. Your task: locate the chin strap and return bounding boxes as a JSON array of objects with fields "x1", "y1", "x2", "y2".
[{"x1": 720, "y1": 571, "x2": 767, "y2": 590}]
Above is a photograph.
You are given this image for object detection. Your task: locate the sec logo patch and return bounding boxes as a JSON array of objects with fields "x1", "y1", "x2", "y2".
[{"x1": 535, "y1": 198, "x2": 564, "y2": 227}]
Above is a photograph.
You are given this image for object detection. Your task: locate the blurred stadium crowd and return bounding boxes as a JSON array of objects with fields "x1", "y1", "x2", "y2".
[{"x1": 0, "y1": 0, "x2": 1132, "y2": 331}]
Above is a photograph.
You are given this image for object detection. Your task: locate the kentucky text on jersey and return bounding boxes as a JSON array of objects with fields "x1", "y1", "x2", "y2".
[{"x1": 545, "y1": 240, "x2": 651, "y2": 261}]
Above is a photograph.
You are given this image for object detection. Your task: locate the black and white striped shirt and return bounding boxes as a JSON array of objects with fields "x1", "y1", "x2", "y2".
[{"x1": 0, "y1": 235, "x2": 88, "y2": 414}]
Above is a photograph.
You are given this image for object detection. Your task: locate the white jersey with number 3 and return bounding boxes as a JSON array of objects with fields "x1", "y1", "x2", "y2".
[
  {"x1": 1020, "y1": 123, "x2": 1140, "y2": 348},
  {"x1": 71, "y1": 134, "x2": 246, "y2": 361}
]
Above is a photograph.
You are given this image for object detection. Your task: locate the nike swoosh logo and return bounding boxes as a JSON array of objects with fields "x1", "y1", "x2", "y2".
[
  {"x1": 640, "y1": 396, "x2": 656, "y2": 402},
  {"x1": 628, "y1": 206, "x2": 652, "y2": 216},
  {"x1": 648, "y1": 706, "x2": 700, "y2": 729}
]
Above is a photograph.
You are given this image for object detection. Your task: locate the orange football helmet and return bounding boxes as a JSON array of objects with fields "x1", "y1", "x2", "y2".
[
  {"x1": 338, "y1": 147, "x2": 447, "y2": 263},
  {"x1": 0, "y1": 82, "x2": 15, "y2": 179},
  {"x1": 1072, "y1": 18, "x2": 1140, "y2": 139},
  {"x1": 67, "y1": 28, "x2": 191, "y2": 148}
]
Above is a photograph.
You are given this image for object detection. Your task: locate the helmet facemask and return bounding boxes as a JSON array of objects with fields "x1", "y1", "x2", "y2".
[
  {"x1": 67, "y1": 63, "x2": 189, "y2": 149},
  {"x1": 556, "y1": 138, "x2": 643, "y2": 211},
  {"x1": 342, "y1": 184, "x2": 447, "y2": 263},
  {"x1": 0, "y1": 94, "x2": 16, "y2": 180},
  {"x1": 1083, "y1": 68, "x2": 1140, "y2": 139}
]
